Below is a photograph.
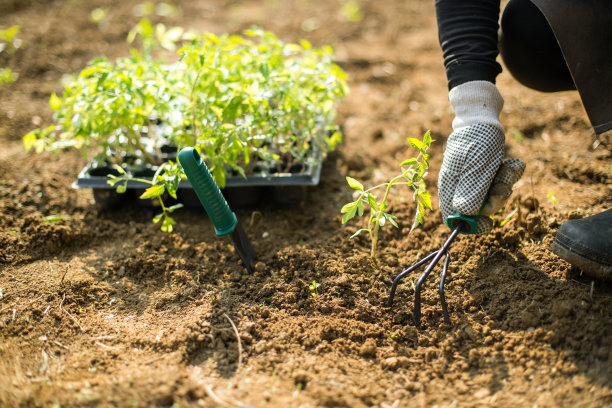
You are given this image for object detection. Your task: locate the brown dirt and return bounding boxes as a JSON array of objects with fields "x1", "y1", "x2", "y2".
[{"x1": 1, "y1": 1, "x2": 611, "y2": 407}]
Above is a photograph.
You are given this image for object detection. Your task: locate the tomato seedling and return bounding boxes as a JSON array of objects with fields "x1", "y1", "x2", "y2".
[{"x1": 341, "y1": 131, "x2": 434, "y2": 259}]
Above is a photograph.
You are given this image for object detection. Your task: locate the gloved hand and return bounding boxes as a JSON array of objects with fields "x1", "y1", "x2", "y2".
[{"x1": 438, "y1": 81, "x2": 525, "y2": 234}]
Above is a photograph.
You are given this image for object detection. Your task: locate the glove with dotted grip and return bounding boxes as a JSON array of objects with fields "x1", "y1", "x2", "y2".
[{"x1": 438, "y1": 81, "x2": 525, "y2": 234}]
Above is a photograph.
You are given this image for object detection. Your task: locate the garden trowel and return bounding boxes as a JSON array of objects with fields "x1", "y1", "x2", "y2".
[{"x1": 178, "y1": 147, "x2": 256, "y2": 274}]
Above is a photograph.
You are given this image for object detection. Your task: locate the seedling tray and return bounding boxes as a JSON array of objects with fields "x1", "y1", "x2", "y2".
[{"x1": 73, "y1": 153, "x2": 323, "y2": 208}]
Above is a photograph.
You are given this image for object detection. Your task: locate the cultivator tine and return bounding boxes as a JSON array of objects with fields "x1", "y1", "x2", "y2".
[
  {"x1": 386, "y1": 251, "x2": 438, "y2": 308},
  {"x1": 439, "y1": 253, "x2": 451, "y2": 324},
  {"x1": 413, "y1": 224, "x2": 461, "y2": 324},
  {"x1": 386, "y1": 222, "x2": 464, "y2": 326}
]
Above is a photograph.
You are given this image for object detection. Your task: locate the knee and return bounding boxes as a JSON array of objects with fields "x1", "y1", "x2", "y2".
[{"x1": 499, "y1": 0, "x2": 574, "y2": 92}]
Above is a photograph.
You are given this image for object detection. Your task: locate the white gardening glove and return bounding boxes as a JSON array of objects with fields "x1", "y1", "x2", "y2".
[{"x1": 438, "y1": 81, "x2": 525, "y2": 234}]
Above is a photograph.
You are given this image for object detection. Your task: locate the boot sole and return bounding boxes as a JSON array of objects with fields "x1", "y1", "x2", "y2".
[{"x1": 552, "y1": 239, "x2": 612, "y2": 280}]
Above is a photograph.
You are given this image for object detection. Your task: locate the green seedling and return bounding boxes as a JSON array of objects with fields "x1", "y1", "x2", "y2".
[
  {"x1": 134, "y1": 2, "x2": 178, "y2": 18},
  {"x1": 0, "y1": 68, "x2": 16, "y2": 85},
  {"x1": 0, "y1": 25, "x2": 22, "y2": 86},
  {"x1": 341, "y1": 131, "x2": 434, "y2": 259},
  {"x1": 340, "y1": 0, "x2": 364, "y2": 22},
  {"x1": 107, "y1": 163, "x2": 184, "y2": 232},
  {"x1": 0, "y1": 25, "x2": 22, "y2": 52},
  {"x1": 24, "y1": 21, "x2": 347, "y2": 231},
  {"x1": 90, "y1": 8, "x2": 109, "y2": 28},
  {"x1": 510, "y1": 128, "x2": 524, "y2": 142},
  {"x1": 547, "y1": 191, "x2": 559, "y2": 209},
  {"x1": 309, "y1": 280, "x2": 320, "y2": 301},
  {"x1": 499, "y1": 208, "x2": 518, "y2": 227},
  {"x1": 44, "y1": 214, "x2": 69, "y2": 223}
]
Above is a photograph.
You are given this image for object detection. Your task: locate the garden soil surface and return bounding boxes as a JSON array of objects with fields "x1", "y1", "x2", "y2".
[{"x1": 1, "y1": 1, "x2": 611, "y2": 407}]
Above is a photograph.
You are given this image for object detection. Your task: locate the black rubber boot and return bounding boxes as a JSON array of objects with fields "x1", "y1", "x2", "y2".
[{"x1": 552, "y1": 209, "x2": 612, "y2": 280}]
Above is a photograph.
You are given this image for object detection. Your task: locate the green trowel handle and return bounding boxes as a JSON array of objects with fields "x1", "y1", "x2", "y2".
[
  {"x1": 178, "y1": 147, "x2": 237, "y2": 237},
  {"x1": 445, "y1": 212, "x2": 479, "y2": 235},
  {"x1": 445, "y1": 186, "x2": 493, "y2": 235}
]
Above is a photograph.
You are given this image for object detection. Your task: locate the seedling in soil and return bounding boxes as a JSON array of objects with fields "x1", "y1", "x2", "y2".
[
  {"x1": 309, "y1": 280, "x2": 320, "y2": 301},
  {"x1": 107, "y1": 163, "x2": 184, "y2": 232},
  {"x1": 547, "y1": 191, "x2": 559, "y2": 209},
  {"x1": 43, "y1": 214, "x2": 70, "y2": 223},
  {"x1": 341, "y1": 131, "x2": 434, "y2": 259},
  {"x1": 498, "y1": 208, "x2": 518, "y2": 227}
]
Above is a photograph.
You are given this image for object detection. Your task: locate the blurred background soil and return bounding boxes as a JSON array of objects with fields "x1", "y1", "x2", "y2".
[{"x1": 0, "y1": 0, "x2": 610, "y2": 407}]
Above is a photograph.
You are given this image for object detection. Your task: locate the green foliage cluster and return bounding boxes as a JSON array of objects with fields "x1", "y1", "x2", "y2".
[
  {"x1": 341, "y1": 131, "x2": 434, "y2": 259},
  {"x1": 0, "y1": 25, "x2": 22, "y2": 86},
  {"x1": 24, "y1": 19, "x2": 347, "y2": 230}
]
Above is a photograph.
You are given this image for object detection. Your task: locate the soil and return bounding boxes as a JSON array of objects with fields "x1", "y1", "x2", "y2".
[{"x1": 1, "y1": 1, "x2": 611, "y2": 407}]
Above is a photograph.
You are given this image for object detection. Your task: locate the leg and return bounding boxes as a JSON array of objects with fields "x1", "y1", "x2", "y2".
[{"x1": 499, "y1": 0, "x2": 575, "y2": 92}]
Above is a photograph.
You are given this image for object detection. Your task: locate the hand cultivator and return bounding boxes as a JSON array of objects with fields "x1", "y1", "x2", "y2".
[
  {"x1": 386, "y1": 213, "x2": 478, "y2": 325},
  {"x1": 178, "y1": 147, "x2": 256, "y2": 274}
]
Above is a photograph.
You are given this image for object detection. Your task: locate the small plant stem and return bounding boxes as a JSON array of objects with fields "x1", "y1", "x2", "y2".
[
  {"x1": 189, "y1": 66, "x2": 204, "y2": 141},
  {"x1": 369, "y1": 169, "x2": 411, "y2": 259},
  {"x1": 371, "y1": 219, "x2": 379, "y2": 259}
]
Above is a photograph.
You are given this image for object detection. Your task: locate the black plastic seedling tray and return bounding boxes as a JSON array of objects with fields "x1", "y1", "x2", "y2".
[{"x1": 73, "y1": 153, "x2": 323, "y2": 209}]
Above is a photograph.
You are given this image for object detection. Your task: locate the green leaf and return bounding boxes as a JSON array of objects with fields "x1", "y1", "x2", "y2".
[
  {"x1": 113, "y1": 164, "x2": 126, "y2": 175},
  {"x1": 422, "y1": 154, "x2": 430, "y2": 169},
  {"x1": 167, "y1": 203, "x2": 184, "y2": 213},
  {"x1": 410, "y1": 201, "x2": 425, "y2": 232},
  {"x1": 422, "y1": 130, "x2": 433, "y2": 149},
  {"x1": 341, "y1": 201, "x2": 357, "y2": 214},
  {"x1": 357, "y1": 200, "x2": 364, "y2": 217},
  {"x1": 346, "y1": 176, "x2": 363, "y2": 191},
  {"x1": 499, "y1": 208, "x2": 518, "y2": 227},
  {"x1": 212, "y1": 165, "x2": 226, "y2": 188},
  {"x1": 400, "y1": 158, "x2": 417, "y2": 166},
  {"x1": 161, "y1": 215, "x2": 176, "y2": 232},
  {"x1": 367, "y1": 193, "x2": 378, "y2": 211},
  {"x1": 419, "y1": 190, "x2": 433, "y2": 210},
  {"x1": 341, "y1": 204, "x2": 358, "y2": 224},
  {"x1": 23, "y1": 131, "x2": 37, "y2": 152},
  {"x1": 116, "y1": 182, "x2": 127, "y2": 194},
  {"x1": 79, "y1": 65, "x2": 105, "y2": 78},
  {"x1": 325, "y1": 130, "x2": 342, "y2": 150},
  {"x1": 210, "y1": 105, "x2": 223, "y2": 121},
  {"x1": 407, "y1": 137, "x2": 424, "y2": 151},
  {"x1": 43, "y1": 214, "x2": 64, "y2": 223},
  {"x1": 140, "y1": 184, "x2": 165, "y2": 199},
  {"x1": 410, "y1": 209, "x2": 420, "y2": 232},
  {"x1": 49, "y1": 93, "x2": 62, "y2": 111},
  {"x1": 384, "y1": 213, "x2": 399, "y2": 228},
  {"x1": 153, "y1": 213, "x2": 163, "y2": 223},
  {"x1": 166, "y1": 183, "x2": 178, "y2": 199},
  {"x1": 350, "y1": 228, "x2": 367, "y2": 239}
]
